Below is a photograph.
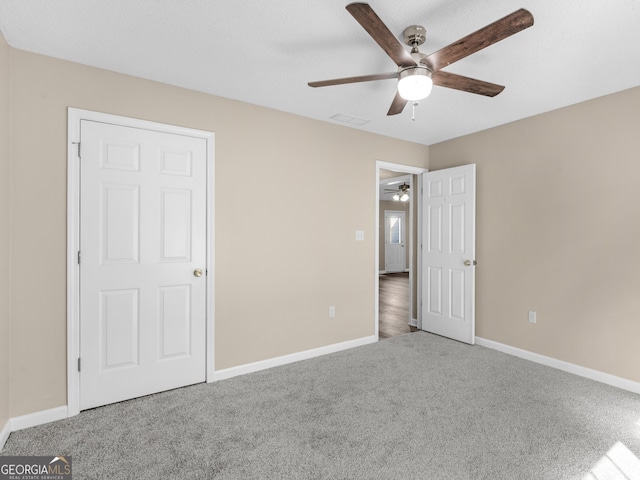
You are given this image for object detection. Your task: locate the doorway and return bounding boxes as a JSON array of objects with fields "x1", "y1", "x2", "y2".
[
  {"x1": 67, "y1": 109, "x2": 215, "y2": 416},
  {"x1": 376, "y1": 162, "x2": 428, "y2": 340}
]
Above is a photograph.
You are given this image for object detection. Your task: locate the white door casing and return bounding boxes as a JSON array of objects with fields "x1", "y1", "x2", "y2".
[
  {"x1": 67, "y1": 109, "x2": 215, "y2": 415},
  {"x1": 384, "y1": 210, "x2": 406, "y2": 273},
  {"x1": 421, "y1": 164, "x2": 476, "y2": 344}
]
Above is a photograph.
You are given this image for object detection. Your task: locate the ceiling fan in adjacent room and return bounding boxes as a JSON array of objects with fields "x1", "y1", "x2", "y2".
[
  {"x1": 308, "y1": 2, "x2": 534, "y2": 116},
  {"x1": 385, "y1": 182, "x2": 410, "y2": 202}
]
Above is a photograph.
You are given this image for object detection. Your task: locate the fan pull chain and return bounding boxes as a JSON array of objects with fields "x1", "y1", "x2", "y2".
[{"x1": 412, "y1": 101, "x2": 418, "y2": 121}]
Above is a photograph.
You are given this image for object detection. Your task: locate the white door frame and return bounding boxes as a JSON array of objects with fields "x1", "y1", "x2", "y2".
[
  {"x1": 375, "y1": 161, "x2": 428, "y2": 338},
  {"x1": 66, "y1": 108, "x2": 215, "y2": 417}
]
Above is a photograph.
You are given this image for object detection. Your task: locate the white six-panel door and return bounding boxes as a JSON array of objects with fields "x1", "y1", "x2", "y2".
[
  {"x1": 79, "y1": 120, "x2": 207, "y2": 410},
  {"x1": 421, "y1": 164, "x2": 476, "y2": 344}
]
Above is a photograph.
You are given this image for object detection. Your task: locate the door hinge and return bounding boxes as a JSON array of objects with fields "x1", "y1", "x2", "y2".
[
  {"x1": 72, "y1": 141, "x2": 81, "y2": 159},
  {"x1": 77, "y1": 251, "x2": 81, "y2": 264},
  {"x1": 77, "y1": 357, "x2": 81, "y2": 372}
]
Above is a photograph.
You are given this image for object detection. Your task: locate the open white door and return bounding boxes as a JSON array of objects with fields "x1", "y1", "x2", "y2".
[{"x1": 421, "y1": 164, "x2": 476, "y2": 344}]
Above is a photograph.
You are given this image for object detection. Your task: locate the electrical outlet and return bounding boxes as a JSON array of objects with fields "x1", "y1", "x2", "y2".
[
  {"x1": 329, "y1": 306, "x2": 336, "y2": 318},
  {"x1": 528, "y1": 310, "x2": 536, "y2": 324}
]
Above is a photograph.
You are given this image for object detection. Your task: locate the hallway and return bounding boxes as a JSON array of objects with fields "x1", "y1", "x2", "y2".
[{"x1": 378, "y1": 272, "x2": 418, "y2": 339}]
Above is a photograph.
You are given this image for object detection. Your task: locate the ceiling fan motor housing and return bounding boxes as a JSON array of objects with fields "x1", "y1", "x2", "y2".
[
  {"x1": 399, "y1": 65, "x2": 432, "y2": 79},
  {"x1": 403, "y1": 25, "x2": 427, "y2": 47}
]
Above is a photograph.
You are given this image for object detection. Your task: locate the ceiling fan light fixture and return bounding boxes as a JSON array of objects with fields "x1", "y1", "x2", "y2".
[
  {"x1": 400, "y1": 193, "x2": 410, "y2": 202},
  {"x1": 393, "y1": 193, "x2": 400, "y2": 201},
  {"x1": 397, "y1": 67, "x2": 433, "y2": 101}
]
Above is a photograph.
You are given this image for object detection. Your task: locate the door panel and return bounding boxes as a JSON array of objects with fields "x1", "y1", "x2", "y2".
[
  {"x1": 101, "y1": 288, "x2": 139, "y2": 369},
  {"x1": 80, "y1": 120, "x2": 207, "y2": 410},
  {"x1": 428, "y1": 267, "x2": 442, "y2": 315},
  {"x1": 159, "y1": 284, "x2": 192, "y2": 359},
  {"x1": 160, "y1": 188, "x2": 192, "y2": 260},
  {"x1": 102, "y1": 184, "x2": 139, "y2": 263},
  {"x1": 421, "y1": 164, "x2": 476, "y2": 344},
  {"x1": 428, "y1": 204, "x2": 442, "y2": 253}
]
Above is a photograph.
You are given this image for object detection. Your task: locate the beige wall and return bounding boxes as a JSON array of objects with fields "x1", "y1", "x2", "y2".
[
  {"x1": 0, "y1": 32, "x2": 10, "y2": 433},
  {"x1": 430, "y1": 86, "x2": 640, "y2": 383},
  {"x1": 7, "y1": 48, "x2": 429, "y2": 417}
]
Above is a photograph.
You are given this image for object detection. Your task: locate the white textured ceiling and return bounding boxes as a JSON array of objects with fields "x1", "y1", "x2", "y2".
[{"x1": 1, "y1": 0, "x2": 639, "y2": 146}]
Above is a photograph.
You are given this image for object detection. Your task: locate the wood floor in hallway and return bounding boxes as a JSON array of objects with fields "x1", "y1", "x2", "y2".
[{"x1": 378, "y1": 272, "x2": 418, "y2": 340}]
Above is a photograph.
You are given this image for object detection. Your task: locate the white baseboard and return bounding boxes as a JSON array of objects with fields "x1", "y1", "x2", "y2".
[
  {"x1": 212, "y1": 335, "x2": 378, "y2": 382},
  {"x1": 0, "y1": 418, "x2": 10, "y2": 451},
  {"x1": 1, "y1": 406, "x2": 68, "y2": 452},
  {"x1": 409, "y1": 317, "x2": 418, "y2": 328},
  {"x1": 10, "y1": 406, "x2": 68, "y2": 432},
  {"x1": 476, "y1": 337, "x2": 640, "y2": 395}
]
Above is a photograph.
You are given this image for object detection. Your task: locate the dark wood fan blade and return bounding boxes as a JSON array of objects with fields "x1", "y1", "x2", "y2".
[
  {"x1": 308, "y1": 72, "x2": 398, "y2": 88},
  {"x1": 346, "y1": 3, "x2": 416, "y2": 68},
  {"x1": 424, "y1": 9, "x2": 534, "y2": 71},
  {"x1": 387, "y1": 91, "x2": 408, "y2": 115},
  {"x1": 432, "y1": 71, "x2": 504, "y2": 97}
]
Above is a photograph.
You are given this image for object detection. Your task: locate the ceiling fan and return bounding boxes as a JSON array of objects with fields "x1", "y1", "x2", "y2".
[
  {"x1": 308, "y1": 3, "x2": 534, "y2": 115},
  {"x1": 384, "y1": 182, "x2": 410, "y2": 202}
]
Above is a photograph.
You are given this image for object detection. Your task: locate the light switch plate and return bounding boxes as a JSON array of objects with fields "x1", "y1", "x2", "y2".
[{"x1": 355, "y1": 230, "x2": 365, "y2": 241}]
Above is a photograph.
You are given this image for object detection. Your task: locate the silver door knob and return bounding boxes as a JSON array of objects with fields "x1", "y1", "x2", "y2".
[
  {"x1": 464, "y1": 260, "x2": 477, "y2": 266},
  {"x1": 193, "y1": 269, "x2": 203, "y2": 277}
]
